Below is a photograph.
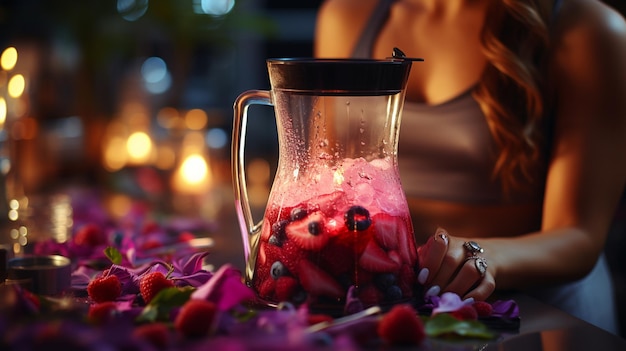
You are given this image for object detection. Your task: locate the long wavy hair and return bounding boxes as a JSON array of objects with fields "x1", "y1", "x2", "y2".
[{"x1": 473, "y1": 0, "x2": 553, "y2": 195}]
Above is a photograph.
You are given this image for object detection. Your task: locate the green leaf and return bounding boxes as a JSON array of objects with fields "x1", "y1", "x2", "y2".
[
  {"x1": 136, "y1": 287, "x2": 195, "y2": 323},
  {"x1": 425, "y1": 314, "x2": 495, "y2": 340},
  {"x1": 104, "y1": 246, "x2": 122, "y2": 265}
]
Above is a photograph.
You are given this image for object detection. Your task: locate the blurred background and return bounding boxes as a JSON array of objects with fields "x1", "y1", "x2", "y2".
[
  {"x1": 0, "y1": 0, "x2": 323, "y2": 279},
  {"x1": 0, "y1": 0, "x2": 323, "y2": 208}
]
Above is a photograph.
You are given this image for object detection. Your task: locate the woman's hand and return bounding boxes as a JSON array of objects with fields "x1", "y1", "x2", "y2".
[{"x1": 417, "y1": 228, "x2": 496, "y2": 301}]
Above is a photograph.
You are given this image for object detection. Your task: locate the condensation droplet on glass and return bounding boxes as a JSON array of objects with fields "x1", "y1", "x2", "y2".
[
  {"x1": 319, "y1": 152, "x2": 333, "y2": 160},
  {"x1": 319, "y1": 139, "x2": 329, "y2": 147}
]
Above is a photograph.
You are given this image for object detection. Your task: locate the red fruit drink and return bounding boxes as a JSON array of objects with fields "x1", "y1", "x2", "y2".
[{"x1": 251, "y1": 156, "x2": 418, "y2": 312}]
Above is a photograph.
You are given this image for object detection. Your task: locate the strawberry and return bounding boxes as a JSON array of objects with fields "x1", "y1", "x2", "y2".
[
  {"x1": 257, "y1": 277, "x2": 276, "y2": 299},
  {"x1": 140, "y1": 240, "x2": 163, "y2": 251},
  {"x1": 274, "y1": 276, "x2": 299, "y2": 301},
  {"x1": 377, "y1": 304, "x2": 425, "y2": 346},
  {"x1": 388, "y1": 250, "x2": 402, "y2": 266},
  {"x1": 357, "y1": 284, "x2": 384, "y2": 306},
  {"x1": 177, "y1": 231, "x2": 195, "y2": 242},
  {"x1": 258, "y1": 241, "x2": 282, "y2": 267},
  {"x1": 450, "y1": 305, "x2": 478, "y2": 320},
  {"x1": 358, "y1": 240, "x2": 400, "y2": 273},
  {"x1": 372, "y1": 213, "x2": 399, "y2": 250},
  {"x1": 74, "y1": 223, "x2": 106, "y2": 247},
  {"x1": 174, "y1": 299, "x2": 217, "y2": 338},
  {"x1": 297, "y1": 259, "x2": 344, "y2": 299},
  {"x1": 261, "y1": 217, "x2": 273, "y2": 242},
  {"x1": 472, "y1": 301, "x2": 494, "y2": 317},
  {"x1": 396, "y1": 219, "x2": 417, "y2": 264},
  {"x1": 140, "y1": 271, "x2": 175, "y2": 304},
  {"x1": 307, "y1": 313, "x2": 334, "y2": 325},
  {"x1": 279, "y1": 240, "x2": 308, "y2": 275},
  {"x1": 132, "y1": 323, "x2": 171, "y2": 350},
  {"x1": 318, "y1": 239, "x2": 355, "y2": 277},
  {"x1": 88, "y1": 301, "x2": 118, "y2": 324},
  {"x1": 87, "y1": 274, "x2": 122, "y2": 303},
  {"x1": 142, "y1": 221, "x2": 160, "y2": 235},
  {"x1": 398, "y1": 264, "x2": 416, "y2": 297},
  {"x1": 285, "y1": 211, "x2": 330, "y2": 251},
  {"x1": 331, "y1": 217, "x2": 373, "y2": 255}
]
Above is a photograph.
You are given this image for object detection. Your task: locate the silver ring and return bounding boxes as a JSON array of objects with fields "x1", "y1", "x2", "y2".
[
  {"x1": 466, "y1": 256, "x2": 488, "y2": 277},
  {"x1": 463, "y1": 241, "x2": 484, "y2": 256}
]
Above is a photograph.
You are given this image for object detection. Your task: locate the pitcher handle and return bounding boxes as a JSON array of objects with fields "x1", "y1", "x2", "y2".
[{"x1": 232, "y1": 90, "x2": 272, "y2": 266}]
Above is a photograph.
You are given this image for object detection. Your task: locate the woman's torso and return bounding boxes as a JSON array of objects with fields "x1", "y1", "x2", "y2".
[{"x1": 340, "y1": 0, "x2": 554, "y2": 241}]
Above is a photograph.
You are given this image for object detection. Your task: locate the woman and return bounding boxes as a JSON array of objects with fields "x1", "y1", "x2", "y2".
[{"x1": 315, "y1": 0, "x2": 626, "y2": 333}]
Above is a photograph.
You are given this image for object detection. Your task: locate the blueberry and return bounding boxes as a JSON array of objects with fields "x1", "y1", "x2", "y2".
[
  {"x1": 270, "y1": 261, "x2": 288, "y2": 279},
  {"x1": 385, "y1": 285, "x2": 403, "y2": 301},
  {"x1": 308, "y1": 221, "x2": 323, "y2": 235},
  {"x1": 374, "y1": 273, "x2": 397, "y2": 290},
  {"x1": 290, "y1": 207, "x2": 307, "y2": 221},
  {"x1": 270, "y1": 219, "x2": 289, "y2": 246},
  {"x1": 269, "y1": 234, "x2": 282, "y2": 246},
  {"x1": 292, "y1": 289, "x2": 308, "y2": 303},
  {"x1": 344, "y1": 206, "x2": 371, "y2": 231}
]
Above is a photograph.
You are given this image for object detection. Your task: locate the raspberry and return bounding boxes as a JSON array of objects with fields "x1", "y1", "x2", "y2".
[
  {"x1": 472, "y1": 301, "x2": 494, "y2": 317},
  {"x1": 177, "y1": 231, "x2": 195, "y2": 242},
  {"x1": 140, "y1": 240, "x2": 163, "y2": 251},
  {"x1": 133, "y1": 323, "x2": 171, "y2": 349},
  {"x1": 88, "y1": 301, "x2": 118, "y2": 324},
  {"x1": 377, "y1": 304, "x2": 425, "y2": 346},
  {"x1": 450, "y1": 305, "x2": 478, "y2": 320},
  {"x1": 140, "y1": 271, "x2": 175, "y2": 304},
  {"x1": 74, "y1": 224, "x2": 106, "y2": 247},
  {"x1": 174, "y1": 299, "x2": 217, "y2": 338},
  {"x1": 87, "y1": 274, "x2": 122, "y2": 303}
]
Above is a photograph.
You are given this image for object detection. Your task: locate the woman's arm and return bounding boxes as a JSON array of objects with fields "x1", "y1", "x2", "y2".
[{"x1": 419, "y1": 0, "x2": 626, "y2": 300}]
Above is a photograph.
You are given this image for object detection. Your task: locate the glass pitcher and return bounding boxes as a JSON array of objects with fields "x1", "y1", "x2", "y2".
[{"x1": 232, "y1": 58, "x2": 418, "y2": 313}]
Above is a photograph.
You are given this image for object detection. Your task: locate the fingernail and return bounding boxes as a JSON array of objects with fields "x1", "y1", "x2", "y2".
[
  {"x1": 435, "y1": 227, "x2": 448, "y2": 244},
  {"x1": 417, "y1": 268, "x2": 429, "y2": 285},
  {"x1": 425, "y1": 285, "x2": 440, "y2": 298}
]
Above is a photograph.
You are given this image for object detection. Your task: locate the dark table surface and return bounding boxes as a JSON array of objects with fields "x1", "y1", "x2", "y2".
[{"x1": 441, "y1": 293, "x2": 626, "y2": 351}]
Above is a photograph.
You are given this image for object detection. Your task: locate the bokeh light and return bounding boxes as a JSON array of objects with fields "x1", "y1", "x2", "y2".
[
  {"x1": 0, "y1": 97, "x2": 6, "y2": 125},
  {"x1": 126, "y1": 131, "x2": 153, "y2": 164},
  {"x1": 206, "y1": 128, "x2": 228, "y2": 149},
  {"x1": 1, "y1": 47, "x2": 18, "y2": 71},
  {"x1": 141, "y1": 56, "x2": 172, "y2": 94},
  {"x1": 185, "y1": 109, "x2": 208, "y2": 130},
  {"x1": 8, "y1": 74, "x2": 25, "y2": 98},
  {"x1": 180, "y1": 154, "x2": 209, "y2": 185},
  {"x1": 193, "y1": 0, "x2": 235, "y2": 16},
  {"x1": 117, "y1": 0, "x2": 149, "y2": 21}
]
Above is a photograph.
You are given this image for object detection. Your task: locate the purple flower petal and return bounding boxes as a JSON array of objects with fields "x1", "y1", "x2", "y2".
[
  {"x1": 176, "y1": 251, "x2": 210, "y2": 275},
  {"x1": 191, "y1": 264, "x2": 255, "y2": 311},
  {"x1": 491, "y1": 299, "x2": 519, "y2": 318},
  {"x1": 173, "y1": 271, "x2": 213, "y2": 287},
  {"x1": 431, "y1": 292, "x2": 474, "y2": 315}
]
